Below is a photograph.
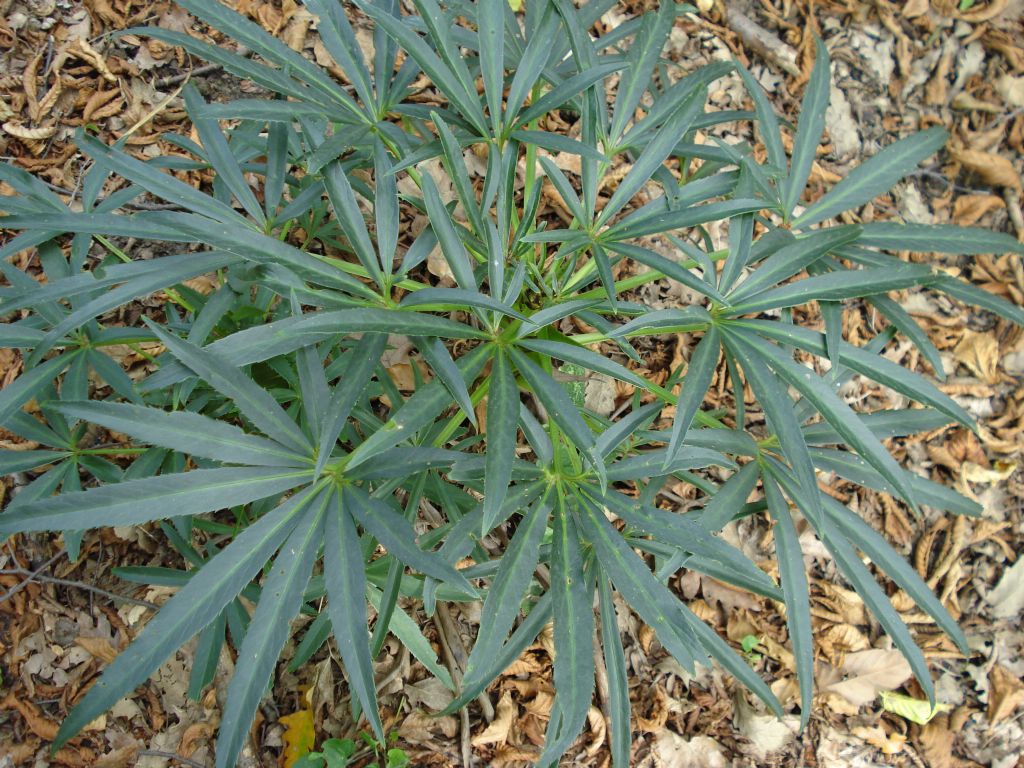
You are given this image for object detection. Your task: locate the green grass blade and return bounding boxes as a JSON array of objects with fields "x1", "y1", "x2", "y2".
[
  {"x1": 576, "y1": 495, "x2": 700, "y2": 674},
  {"x1": 418, "y1": 338, "x2": 477, "y2": 429},
  {"x1": 598, "y1": 574, "x2": 631, "y2": 768},
  {"x1": 727, "y1": 225, "x2": 862, "y2": 303},
  {"x1": 859, "y1": 222, "x2": 1024, "y2": 256},
  {"x1": 347, "y1": 344, "x2": 492, "y2": 469},
  {"x1": 420, "y1": 173, "x2": 478, "y2": 290},
  {"x1": 728, "y1": 264, "x2": 929, "y2": 315},
  {"x1": 735, "y1": 64, "x2": 785, "y2": 172},
  {"x1": 477, "y1": 0, "x2": 505, "y2": 135},
  {"x1": 323, "y1": 160, "x2": 386, "y2": 289},
  {"x1": 182, "y1": 84, "x2": 265, "y2": 224},
  {"x1": 733, "y1": 319, "x2": 974, "y2": 428}
]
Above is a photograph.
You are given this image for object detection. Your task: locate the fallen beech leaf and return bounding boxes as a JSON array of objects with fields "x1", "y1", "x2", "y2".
[
  {"x1": 1, "y1": 691, "x2": 59, "y2": 740},
  {"x1": 652, "y1": 731, "x2": 728, "y2": 767},
  {"x1": 987, "y1": 664, "x2": 1024, "y2": 723},
  {"x1": 953, "y1": 194, "x2": 1005, "y2": 227},
  {"x1": 585, "y1": 706, "x2": 606, "y2": 757},
  {"x1": 2, "y1": 122, "x2": 57, "y2": 140},
  {"x1": 733, "y1": 693, "x2": 799, "y2": 757},
  {"x1": 852, "y1": 724, "x2": 907, "y2": 754},
  {"x1": 472, "y1": 691, "x2": 516, "y2": 747},
  {"x1": 823, "y1": 649, "x2": 912, "y2": 709},
  {"x1": 916, "y1": 713, "x2": 955, "y2": 768},
  {"x1": 75, "y1": 635, "x2": 119, "y2": 664},
  {"x1": 953, "y1": 329, "x2": 1001, "y2": 384},
  {"x1": 179, "y1": 721, "x2": 216, "y2": 758},
  {"x1": 986, "y1": 557, "x2": 1024, "y2": 619},
  {"x1": 952, "y1": 148, "x2": 1022, "y2": 192}
]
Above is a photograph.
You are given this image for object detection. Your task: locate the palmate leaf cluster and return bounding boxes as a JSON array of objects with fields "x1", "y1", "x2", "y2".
[{"x1": 1, "y1": 1, "x2": 1022, "y2": 766}]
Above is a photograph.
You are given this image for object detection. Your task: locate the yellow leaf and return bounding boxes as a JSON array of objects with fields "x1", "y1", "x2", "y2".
[
  {"x1": 280, "y1": 708, "x2": 316, "y2": 768},
  {"x1": 508, "y1": 0, "x2": 524, "y2": 10},
  {"x1": 879, "y1": 691, "x2": 951, "y2": 725}
]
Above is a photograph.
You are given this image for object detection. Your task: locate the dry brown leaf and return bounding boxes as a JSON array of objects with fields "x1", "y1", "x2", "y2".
[
  {"x1": 179, "y1": 721, "x2": 216, "y2": 757},
  {"x1": 953, "y1": 194, "x2": 1006, "y2": 226},
  {"x1": 733, "y1": 693, "x2": 799, "y2": 758},
  {"x1": 952, "y1": 148, "x2": 1022, "y2": 191},
  {"x1": 961, "y1": 459, "x2": 1017, "y2": 484},
  {"x1": 987, "y1": 664, "x2": 1024, "y2": 722},
  {"x1": 1, "y1": 691, "x2": 60, "y2": 740},
  {"x1": 822, "y1": 649, "x2": 912, "y2": 709},
  {"x1": 75, "y1": 635, "x2": 118, "y2": 663},
  {"x1": 959, "y1": 0, "x2": 1011, "y2": 22},
  {"x1": 2, "y1": 122, "x2": 57, "y2": 140},
  {"x1": 902, "y1": 0, "x2": 931, "y2": 16},
  {"x1": 93, "y1": 744, "x2": 141, "y2": 768},
  {"x1": 651, "y1": 732, "x2": 728, "y2": 767},
  {"x1": 852, "y1": 725, "x2": 907, "y2": 754},
  {"x1": 471, "y1": 691, "x2": 516, "y2": 747},
  {"x1": 399, "y1": 709, "x2": 457, "y2": 744},
  {"x1": 986, "y1": 556, "x2": 1024, "y2": 619},
  {"x1": 954, "y1": 329, "x2": 1002, "y2": 384},
  {"x1": 585, "y1": 706, "x2": 606, "y2": 757},
  {"x1": 916, "y1": 712, "x2": 956, "y2": 768}
]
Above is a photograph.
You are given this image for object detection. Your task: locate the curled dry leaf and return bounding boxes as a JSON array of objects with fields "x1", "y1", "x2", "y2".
[
  {"x1": 953, "y1": 194, "x2": 1006, "y2": 227},
  {"x1": 851, "y1": 724, "x2": 907, "y2": 755},
  {"x1": 471, "y1": 690, "x2": 516, "y2": 747},
  {"x1": 2, "y1": 122, "x2": 57, "y2": 140},
  {"x1": 951, "y1": 147, "x2": 1022, "y2": 192}
]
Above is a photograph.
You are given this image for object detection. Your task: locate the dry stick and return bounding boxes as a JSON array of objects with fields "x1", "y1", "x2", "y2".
[
  {"x1": 436, "y1": 602, "x2": 495, "y2": 722},
  {"x1": 0, "y1": 548, "x2": 66, "y2": 603},
  {"x1": 592, "y1": 630, "x2": 614, "y2": 749},
  {"x1": 137, "y1": 750, "x2": 205, "y2": 768},
  {"x1": 719, "y1": 4, "x2": 801, "y2": 77},
  {"x1": 0, "y1": 569, "x2": 159, "y2": 610},
  {"x1": 432, "y1": 608, "x2": 474, "y2": 768}
]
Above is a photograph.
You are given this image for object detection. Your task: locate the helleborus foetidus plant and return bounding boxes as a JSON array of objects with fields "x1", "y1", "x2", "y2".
[{"x1": 2, "y1": 2, "x2": 1023, "y2": 767}]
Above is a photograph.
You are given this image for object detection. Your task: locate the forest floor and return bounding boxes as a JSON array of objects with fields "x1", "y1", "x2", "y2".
[{"x1": 1, "y1": 0, "x2": 1024, "y2": 766}]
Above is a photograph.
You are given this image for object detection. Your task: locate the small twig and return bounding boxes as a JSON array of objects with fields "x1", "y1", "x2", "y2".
[
  {"x1": 433, "y1": 608, "x2": 474, "y2": 768},
  {"x1": 437, "y1": 603, "x2": 494, "y2": 722},
  {"x1": 155, "y1": 62, "x2": 222, "y2": 89},
  {"x1": 138, "y1": 750, "x2": 206, "y2": 768},
  {"x1": 374, "y1": 645, "x2": 410, "y2": 693},
  {"x1": 0, "y1": 548, "x2": 66, "y2": 603},
  {"x1": 0, "y1": 569, "x2": 159, "y2": 610},
  {"x1": 592, "y1": 630, "x2": 613, "y2": 742}
]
